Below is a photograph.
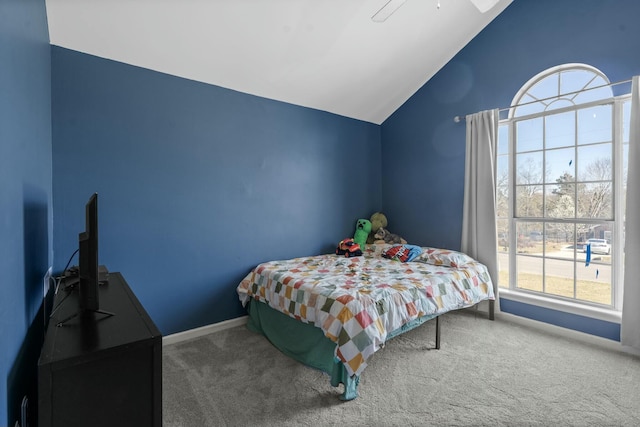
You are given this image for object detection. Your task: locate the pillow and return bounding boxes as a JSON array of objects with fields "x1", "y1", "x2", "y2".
[{"x1": 414, "y1": 247, "x2": 475, "y2": 268}]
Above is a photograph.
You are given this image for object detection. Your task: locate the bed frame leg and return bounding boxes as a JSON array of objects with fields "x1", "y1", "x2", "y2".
[
  {"x1": 489, "y1": 300, "x2": 495, "y2": 320},
  {"x1": 435, "y1": 316, "x2": 441, "y2": 350}
]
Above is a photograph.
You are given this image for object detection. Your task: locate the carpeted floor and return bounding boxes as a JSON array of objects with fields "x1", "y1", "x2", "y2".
[{"x1": 163, "y1": 310, "x2": 640, "y2": 426}]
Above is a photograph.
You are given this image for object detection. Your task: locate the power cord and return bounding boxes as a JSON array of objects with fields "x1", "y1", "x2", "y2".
[{"x1": 49, "y1": 248, "x2": 80, "y2": 319}]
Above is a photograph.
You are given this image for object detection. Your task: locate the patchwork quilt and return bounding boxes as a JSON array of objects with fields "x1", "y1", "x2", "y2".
[{"x1": 237, "y1": 244, "x2": 494, "y2": 377}]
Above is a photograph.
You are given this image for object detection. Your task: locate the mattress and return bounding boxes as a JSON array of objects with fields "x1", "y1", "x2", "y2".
[{"x1": 237, "y1": 244, "x2": 495, "y2": 378}]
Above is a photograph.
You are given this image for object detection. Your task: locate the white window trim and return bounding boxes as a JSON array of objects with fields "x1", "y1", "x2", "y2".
[
  {"x1": 498, "y1": 65, "x2": 630, "y2": 319},
  {"x1": 500, "y1": 288, "x2": 622, "y2": 324},
  {"x1": 509, "y1": 63, "x2": 611, "y2": 119}
]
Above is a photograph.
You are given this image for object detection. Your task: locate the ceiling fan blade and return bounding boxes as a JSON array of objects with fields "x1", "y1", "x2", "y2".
[
  {"x1": 371, "y1": 0, "x2": 407, "y2": 23},
  {"x1": 469, "y1": 0, "x2": 500, "y2": 13}
]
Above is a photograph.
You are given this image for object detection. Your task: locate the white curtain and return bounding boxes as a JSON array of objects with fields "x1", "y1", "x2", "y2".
[
  {"x1": 461, "y1": 109, "x2": 500, "y2": 319},
  {"x1": 621, "y1": 76, "x2": 640, "y2": 353}
]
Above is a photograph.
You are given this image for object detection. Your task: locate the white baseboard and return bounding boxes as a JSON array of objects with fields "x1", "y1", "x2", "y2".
[
  {"x1": 163, "y1": 315, "x2": 248, "y2": 346},
  {"x1": 162, "y1": 310, "x2": 639, "y2": 359}
]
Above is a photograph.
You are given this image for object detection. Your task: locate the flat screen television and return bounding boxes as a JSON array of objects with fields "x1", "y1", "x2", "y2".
[
  {"x1": 55, "y1": 192, "x2": 112, "y2": 326},
  {"x1": 78, "y1": 192, "x2": 100, "y2": 312}
]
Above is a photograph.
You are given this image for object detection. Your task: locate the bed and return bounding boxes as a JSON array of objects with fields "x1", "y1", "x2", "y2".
[{"x1": 236, "y1": 243, "x2": 495, "y2": 400}]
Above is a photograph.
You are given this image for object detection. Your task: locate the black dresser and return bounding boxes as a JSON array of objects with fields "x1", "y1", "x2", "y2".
[{"x1": 38, "y1": 271, "x2": 162, "y2": 427}]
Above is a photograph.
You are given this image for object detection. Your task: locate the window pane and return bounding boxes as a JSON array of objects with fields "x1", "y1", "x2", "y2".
[
  {"x1": 576, "y1": 229, "x2": 612, "y2": 305},
  {"x1": 516, "y1": 222, "x2": 543, "y2": 252},
  {"x1": 528, "y1": 74, "x2": 559, "y2": 101},
  {"x1": 498, "y1": 124, "x2": 509, "y2": 155},
  {"x1": 588, "y1": 228, "x2": 612, "y2": 260},
  {"x1": 577, "y1": 222, "x2": 612, "y2": 259},
  {"x1": 516, "y1": 255, "x2": 543, "y2": 292},
  {"x1": 545, "y1": 184, "x2": 575, "y2": 218},
  {"x1": 544, "y1": 259, "x2": 575, "y2": 299},
  {"x1": 623, "y1": 101, "x2": 631, "y2": 143},
  {"x1": 545, "y1": 111, "x2": 575, "y2": 149},
  {"x1": 498, "y1": 219, "x2": 509, "y2": 252},
  {"x1": 514, "y1": 94, "x2": 544, "y2": 117},
  {"x1": 516, "y1": 151, "x2": 543, "y2": 184},
  {"x1": 516, "y1": 118, "x2": 543, "y2": 152},
  {"x1": 577, "y1": 223, "x2": 590, "y2": 247},
  {"x1": 576, "y1": 270, "x2": 611, "y2": 305},
  {"x1": 497, "y1": 155, "x2": 509, "y2": 218},
  {"x1": 577, "y1": 182, "x2": 612, "y2": 219},
  {"x1": 515, "y1": 185, "x2": 543, "y2": 217},
  {"x1": 544, "y1": 222, "x2": 575, "y2": 260},
  {"x1": 573, "y1": 87, "x2": 612, "y2": 106},
  {"x1": 623, "y1": 143, "x2": 629, "y2": 213},
  {"x1": 573, "y1": 76, "x2": 612, "y2": 105},
  {"x1": 576, "y1": 224, "x2": 612, "y2": 305},
  {"x1": 577, "y1": 143, "x2": 612, "y2": 181},
  {"x1": 545, "y1": 147, "x2": 575, "y2": 184},
  {"x1": 560, "y1": 69, "x2": 595, "y2": 95},
  {"x1": 578, "y1": 105, "x2": 612, "y2": 145},
  {"x1": 497, "y1": 219, "x2": 509, "y2": 288}
]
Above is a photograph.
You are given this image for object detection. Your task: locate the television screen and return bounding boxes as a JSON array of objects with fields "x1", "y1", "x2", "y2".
[{"x1": 78, "y1": 193, "x2": 99, "y2": 312}]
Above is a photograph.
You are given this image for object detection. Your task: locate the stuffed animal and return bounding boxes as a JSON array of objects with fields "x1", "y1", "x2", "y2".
[
  {"x1": 353, "y1": 219, "x2": 371, "y2": 247},
  {"x1": 374, "y1": 227, "x2": 407, "y2": 244},
  {"x1": 367, "y1": 212, "x2": 388, "y2": 244}
]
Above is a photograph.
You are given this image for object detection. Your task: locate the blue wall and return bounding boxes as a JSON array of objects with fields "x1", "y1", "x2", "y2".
[
  {"x1": 0, "y1": 0, "x2": 52, "y2": 424},
  {"x1": 51, "y1": 47, "x2": 381, "y2": 335},
  {"x1": 381, "y1": 0, "x2": 640, "y2": 337},
  {"x1": 5, "y1": 4, "x2": 638, "y2": 422},
  {"x1": 500, "y1": 299, "x2": 620, "y2": 341}
]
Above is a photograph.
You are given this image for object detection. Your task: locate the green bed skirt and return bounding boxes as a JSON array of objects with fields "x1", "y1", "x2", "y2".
[{"x1": 246, "y1": 299, "x2": 438, "y2": 400}]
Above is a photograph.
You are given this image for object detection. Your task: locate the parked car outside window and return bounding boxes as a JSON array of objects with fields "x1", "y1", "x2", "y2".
[{"x1": 583, "y1": 238, "x2": 611, "y2": 255}]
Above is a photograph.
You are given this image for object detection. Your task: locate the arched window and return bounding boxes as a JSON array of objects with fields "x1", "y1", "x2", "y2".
[
  {"x1": 510, "y1": 64, "x2": 612, "y2": 117},
  {"x1": 496, "y1": 64, "x2": 629, "y2": 315}
]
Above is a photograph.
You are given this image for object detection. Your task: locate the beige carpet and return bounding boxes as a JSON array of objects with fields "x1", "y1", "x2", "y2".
[{"x1": 163, "y1": 310, "x2": 640, "y2": 426}]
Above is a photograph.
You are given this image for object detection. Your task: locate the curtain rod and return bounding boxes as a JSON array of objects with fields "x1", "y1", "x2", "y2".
[{"x1": 453, "y1": 78, "x2": 633, "y2": 123}]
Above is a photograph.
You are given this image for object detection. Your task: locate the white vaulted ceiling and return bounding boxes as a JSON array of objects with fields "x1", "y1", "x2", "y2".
[{"x1": 45, "y1": 0, "x2": 512, "y2": 124}]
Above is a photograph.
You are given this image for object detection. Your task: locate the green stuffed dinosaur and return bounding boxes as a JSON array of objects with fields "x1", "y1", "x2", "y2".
[{"x1": 354, "y1": 219, "x2": 372, "y2": 247}]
